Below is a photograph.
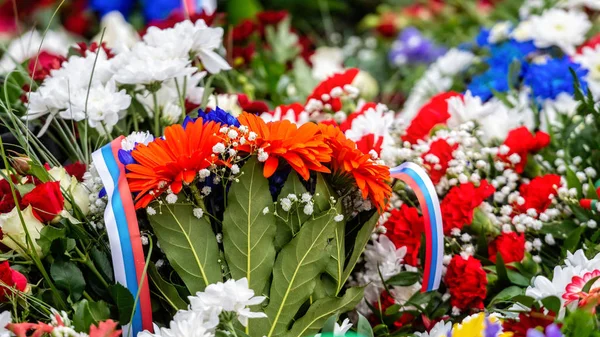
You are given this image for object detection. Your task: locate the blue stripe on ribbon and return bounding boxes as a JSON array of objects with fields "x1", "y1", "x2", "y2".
[
  {"x1": 403, "y1": 167, "x2": 440, "y2": 292},
  {"x1": 101, "y1": 145, "x2": 143, "y2": 333}
]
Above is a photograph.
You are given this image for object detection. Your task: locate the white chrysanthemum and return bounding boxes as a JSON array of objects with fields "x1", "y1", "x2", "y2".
[
  {"x1": 113, "y1": 44, "x2": 196, "y2": 85},
  {"x1": 63, "y1": 80, "x2": 131, "y2": 133},
  {"x1": 95, "y1": 11, "x2": 140, "y2": 54},
  {"x1": 447, "y1": 91, "x2": 496, "y2": 128},
  {"x1": 541, "y1": 93, "x2": 580, "y2": 130},
  {"x1": 24, "y1": 49, "x2": 115, "y2": 135},
  {"x1": 188, "y1": 278, "x2": 267, "y2": 327},
  {"x1": 528, "y1": 9, "x2": 591, "y2": 55},
  {"x1": 557, "y1": 0, "x2": 600, "y2": 10},
  {"x1": 310, "y1": 47, "x2": 344, "y2": 81},
  {"x1": 162, "y1": 102, "x2": 184, "y2": 124},
  {"x1": 315, "y1": 318, "x2": 353, "y2": 337},
  {"x1": 574, "y1": 45, "x2": 600, "y2": 99},
  {"x1": 488, "y1": 21, "x2": 512, "y2": 44},
  {"x1": 401, "y1": 49, "x2": 475, "y2": 120},
  {"x1": 206, "y1": 94, "x2": 242, "y2": 117},
  {"x1": 415, "y1": 320, "x2": 452, "y2": 337},
  {"x1": 0, "y1": 30, "x2": 70, "y2": 73},
  {"x1": 140, "y1": 310, "x2": 218, "y2": 337},
  {"x1": 121, "y1": 131, "x2": 155, "y2": 151},
  {"x1": 136, "y1": 72, "x2": 207, "y2": 117}
]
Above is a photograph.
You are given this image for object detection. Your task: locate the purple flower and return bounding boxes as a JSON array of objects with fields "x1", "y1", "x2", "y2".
[
  {"x1": 485, "y1": 317, "x2": 502, "y2": 337},
  {"x1": 388, "y1": 27, "x2": 446, "y2": 66},
  {"x1": 526, "y1": 324, "x2": 563, "y2": 337}
]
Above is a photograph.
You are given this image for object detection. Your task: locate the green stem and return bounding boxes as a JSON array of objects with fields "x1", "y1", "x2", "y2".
[
  {"x1": 75, "y1": 247, "x2": 110, "y2": 288},
  {"x1": 226, "y1": 321, "x2": 239, "y2": 337},
  {"x1": 153, "y1": 91, "x2": 160, "y2": 136}
]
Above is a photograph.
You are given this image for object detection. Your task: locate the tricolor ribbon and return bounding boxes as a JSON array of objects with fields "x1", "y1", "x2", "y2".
[
  {"x1": 182, "y1": 0, "x2": 217, "y2": 16},
  {"x1": 92, "y1": 137, "x2": 153, "y2": 337},
  {"x1": 390, "y1": 162, "x2": 443, "y2": 292}
]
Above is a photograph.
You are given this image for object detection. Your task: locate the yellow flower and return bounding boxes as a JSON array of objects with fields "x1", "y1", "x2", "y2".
[{"x1": 451, "y1": 313, "x2": 487, "y2": 337}]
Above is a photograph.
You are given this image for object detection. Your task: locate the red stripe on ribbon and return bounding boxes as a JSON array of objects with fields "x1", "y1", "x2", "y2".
[{"x1": 110, "y1": 138, "x2": 153, "y2": 332}]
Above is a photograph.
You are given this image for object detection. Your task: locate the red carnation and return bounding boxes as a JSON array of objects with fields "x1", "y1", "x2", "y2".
[
  {"x1": 445, "y1": 255, "x2": 487, "y2": 311},
  {"x1": 306, "y1": 68, "x2": 359, "y2": 112},
  {"x1": 27, "y1": 51, "x2": 66, "y2": 81},
  {"x1": 355, "y1": 134, "x2": 384, "y2": 157},
  {"x1": 21, "y1": 181, "x2": 64, "y2": 223},
  {"x1": 257, "y1": 10, "x2": 288, "y2": 27},
  {"x1": 499, "y1": 127, "x2": 550, "y2": 173},
  {"x1": 232, "y1": 44, "x2": 256, "y2": 66},
  {"x1": 383, "y1": 205, "x2": 424, "y2": 266},
  {"x1": 515, "y1": 174, "x2": 561, "y2": 214},
  {"x1": 62, "y1": 0, "x2": 91, "y2": 36},
  {"x1": 0, "y1": 179, "x2": 20, "y2": 214},
  {"x1": 441, "y1": 181, "x2": 495, "y2": 235},
  {"x1": 237, "y1": 94, "x2": 269, "y2": 115},
  {"x1": 339, "y1": 102, "x2": 378, "y2": 132},
  {"x1": 488, "y1": 232, "x2": 526, "y2": 264},
  {"x1": 0, "y1": 261, "x2": 27, "y2": 301},
  {"x1": 65, "y1": 162, "x2": 86, "y2": 182},
  {"x1": 402, "y1": 92, "x2": 462, "y2": 144},
  {"x1": 421, "y1": 138, "x2": 457, "y2": 184},
  {"x1": 232, "y1": 19, "x2": 256, "y2": 42}
]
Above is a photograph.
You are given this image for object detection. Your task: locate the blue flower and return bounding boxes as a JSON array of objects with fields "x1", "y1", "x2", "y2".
[
  {"x1": 388, "y1": 27, "x2": 446, "y2": 66},
  {"x1": 186, "y1": 107, "x2": 240, "y2": 127},
  {"x1": 526, "y1": 324, "x2": 563, "y2": 337},
  {"x1": 523, "y1": 56, "x2": 588, "y2": 101},
  {"x1": 141, "y1": 0, "x2": 181, "y2": 21},
  {"x1": 467, "y1": 67, "x2": 512, "y2": 101},
  {"x1": 90, "y1": 0, "x2": 135, "y2": 17},
  {"x1": 475, "y1": 28, "x2": 491, "y2": 47},
  {"x1": 269, "y1": 166, "x2": 292, "y2": 200},
  {"x1": 486, "y1": 39, "x2": 537, "y2": 70},
  {"x1": 118, "y1": 149, "x2": 136, "y2": 166}
]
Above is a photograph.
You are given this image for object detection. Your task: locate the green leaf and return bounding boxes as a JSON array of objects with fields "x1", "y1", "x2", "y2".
[
  {"x1": 582, "y1": 275, "x2": 600, "y2": 293},
  {"x1": 292, "y1": 58, "x2": 318, "y2": 98},
  {"x1": 586, "y1": 178, "x2": 597, "y2": 199},
  {"x1": 564, "y1": 226, "x2": 586, "y2": 255},
  {"x1": 541, "y1": 296, "x2": 561, "y2": 314},
  {"x1": 223, "y1": 157, "x2": 277, "y2": 295},
  {"x1": 314, "y1": 174, "x2": 336, "y2": 214},
  {"x1": 37, "y1": 226, "x2": 66, "y2": 256},
  {"x1": 321, "y1": 315, "x2": 338, "y2": 335},
  {"x1": 73, "y1": 299, "x2": 110, "y2": 333},
  {"x1": 51, "y1": 259, "x2": 86, "y2": 301},
  {"x1": 510, "y1": 295, "x2": 535, "y2": 308},
  {"x1": 386, "y1": 272, "x2": 421, "y2": 287},
  {"x1": 257, "y1": 210, "x2": 338, "y2": 337},
  {"x1": 507, "y1": 269, "x2": 531, "y2": 287},
  {"x1": 490, "y1": 286, "x2": 523, "y2": 305},
  {"x1": 566, "y1": 166, "x2": 583, "y2": 197},
  {"x1": 109, "y1": 283, "x2": 135, "y2": 325},
  {"x1": 148, "y1": 263, "x2": 187, "y2": 311},
  {"x1": 285, "y1": 287, "x2": 364, "y2": 337},
  {"x1": 341, "y1": 212, "x2": 379, "y2": 288},
  {"x1": 90, "y1": 247, "x2": 114, "y2": 283},
  {"x1": 226, "y1": 0, "x2": 261, "y2": 24},
  {"x1": 495, "y1": 253, "x2": 509, "y2": 286},
  {"x1": 274, "y1": 172, "x2": 309, "y2": 251},
  {"x1": 148, "y1": 199, "x2": 222, "y2": 294},
  {"x1": 357, "y1": 313, "x2": 374, "y2": 337}
]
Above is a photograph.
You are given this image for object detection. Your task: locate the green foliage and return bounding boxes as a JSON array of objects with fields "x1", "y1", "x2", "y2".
[
  {"x1": 222, "y1": 157, "x2": 277, "y2": 295},
  {"x1": 109, "y1": 284, "x2": 135, "y2": 325},
  {"x1": 73, "y1": 299, "x2": 110, "y2": 333},
  {"x1": 51, "y1": 259, "x2": 86, "y2": 302},
  {"x1": 147, "y1": 198, "x2": 222, "y2": 294}
]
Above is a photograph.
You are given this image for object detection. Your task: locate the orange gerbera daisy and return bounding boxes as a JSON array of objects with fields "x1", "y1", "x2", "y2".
[
  {"x1": 237, "y1": 113, "x2": 332, "y2": 180},
  {"x1": 126, "y1": 118, "x2": 223, "y2": 209},
  {"x1": 319, "y1": 124, "x2": 392, "y2": 211}
]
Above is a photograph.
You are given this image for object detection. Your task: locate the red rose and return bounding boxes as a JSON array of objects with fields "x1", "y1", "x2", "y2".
[
  {"x1": 441, "y1": 181, "x2": 495, "y2": 235},
  {"x1": 499, "y1": 127, "x2": 550, "y2": 173},
  {"x1": 306, "y1": 68, "x2": 360, "y2": 112},
  {"x1": 515, "y1": 174, "x2": 561, "y2": 214},
  {"x1": 27, "y1": 51, "x2": 66, "y2": 81},
  {"x1": 237, "y1": 94, "x2": 269, "y2": 115},
  {"x1": 0, "y1": 261, "x2": 27, "y2": 301},
  {"x1": 383, "y1": 205, "x2": 424, "y2": 266},
  {"x1": 421, "y1": 138, "x2": 457, "y2": 184},
  {"x1": 65, "y1": 162, "x2": 86, "y2": 182},
  {"x1": 402, "y1": 92, "x2": 462, "y2": 144},
  {"x1": 488, "y1": 232, "x2": 526, "y2": 264},
  {"x1": 257, "y1": 10, "x2": 288, "y2": 27},
  {"x1": 0, "y1": 179, "x2": 20, "y2": 214},
  {"x1": 445, "y1": 255, "x2": 487, "y2": 311},
  {"x1": 376, "y1": 23, "x2": 397, "y2": 38},
  {"x1": 21, "y1": 181, "x2": 64, "y2": 222},
  {"x1": 232, "y1": 19, "x2": 256, "y2": 42}
]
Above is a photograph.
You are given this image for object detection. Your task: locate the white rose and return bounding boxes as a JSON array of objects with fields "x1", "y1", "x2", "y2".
[
  {"x1": 0, "y1": 206, "x2": 44, "y2": 256},
  {"x1": 48, "y1": 167, "x2": 90, "y2": 216}
]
